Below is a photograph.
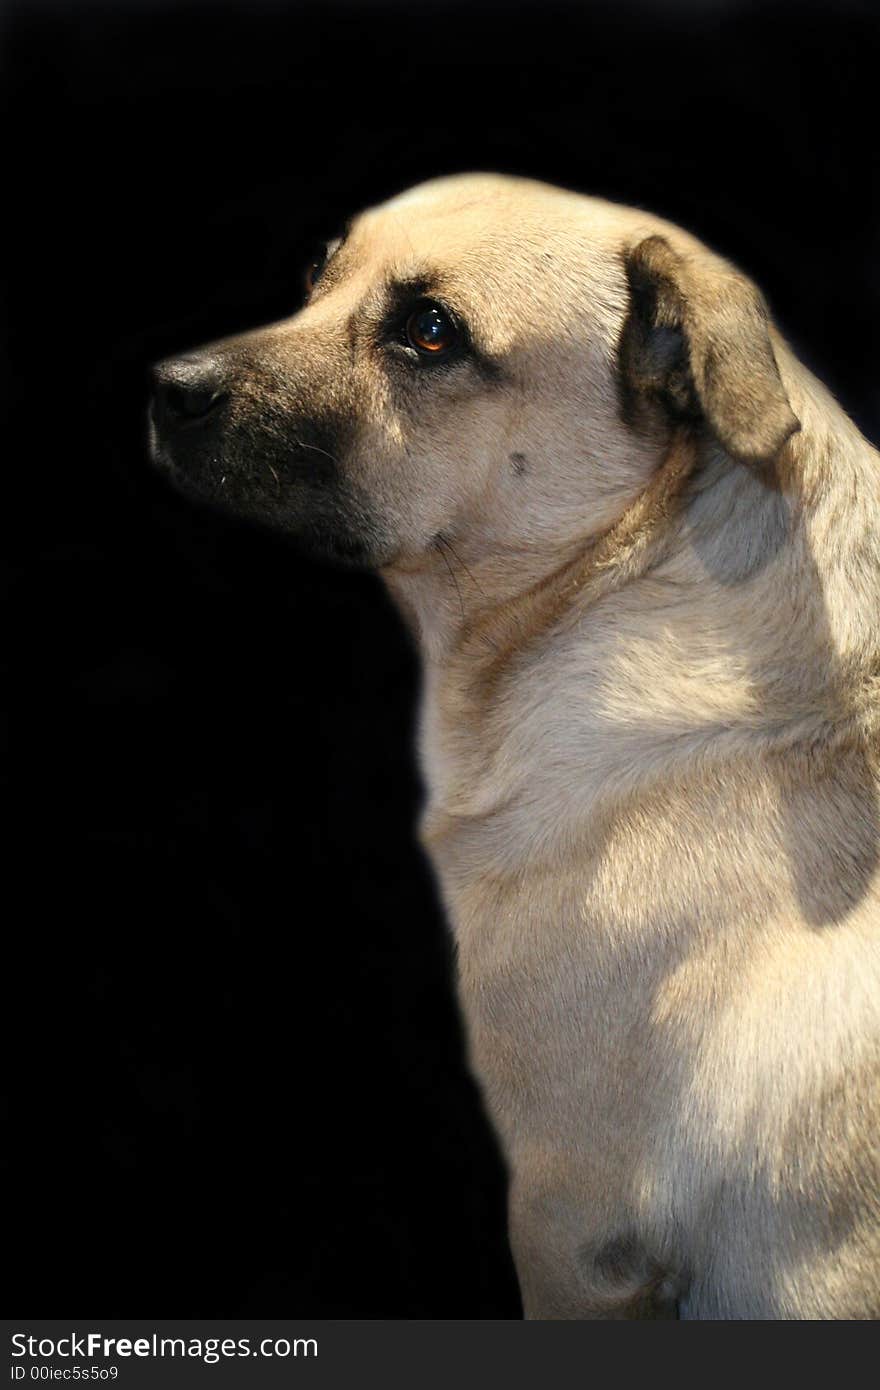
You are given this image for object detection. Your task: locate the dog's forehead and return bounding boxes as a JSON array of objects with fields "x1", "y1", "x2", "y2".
[
  {"x1": 373, "y1": 172, "x2": 613, "y2": 234},
  {"x1": 354, "y1": 176, "x2": 589, "y2": 275},
  {"x1": 322, "y1": 175, "x2": 645, "y2": 332},
  {"x1": 304, "y1": 176, "x2": 680, "y2": 358}
]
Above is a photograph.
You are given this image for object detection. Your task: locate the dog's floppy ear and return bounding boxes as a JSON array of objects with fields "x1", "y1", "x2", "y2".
[{"x1": 619, "y1": 234, "x2": 799, "y2": 467}]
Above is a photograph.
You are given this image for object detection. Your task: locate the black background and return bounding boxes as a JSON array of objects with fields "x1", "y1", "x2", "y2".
[{"x1": 6, "y1": 0, "x2": 879, "y2": 1316}]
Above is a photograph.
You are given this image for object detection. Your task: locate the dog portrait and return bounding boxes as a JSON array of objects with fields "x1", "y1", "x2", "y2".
[
  {"x1": 149, "y1": 175, "x2": 880, "y2": 1318},
  {"x1": 8, "y1": 0, "x2": 879, "y2": 1334}
]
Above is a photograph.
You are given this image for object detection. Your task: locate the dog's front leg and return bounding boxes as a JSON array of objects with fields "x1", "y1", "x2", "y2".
[{"x1": 509, "y1": 1180, "x2": 682, "y2": 1320}]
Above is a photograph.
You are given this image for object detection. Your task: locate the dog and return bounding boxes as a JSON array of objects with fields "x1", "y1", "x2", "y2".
[{"x1": 150, "y1": 174, "x2": 880, "y2": 1318}]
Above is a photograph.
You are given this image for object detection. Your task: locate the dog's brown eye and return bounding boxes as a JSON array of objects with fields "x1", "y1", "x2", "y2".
[
  {"x1": 304, "y1": 257, "x2": 324, "y2": 296},
  {"x1": 303, "y1": 237, "x2": 342, "y2": 299},
  {"x1": 405, "y1": 303, "x2": 457, "y2": 356}
]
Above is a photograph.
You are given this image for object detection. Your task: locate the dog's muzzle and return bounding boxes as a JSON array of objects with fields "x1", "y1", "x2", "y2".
[
  {"x1": 147, "y1": 346, "x2": 386, "y2": 566},
  {"x1": 151, "y1": 354, "x2": 230, "y2": 438}
]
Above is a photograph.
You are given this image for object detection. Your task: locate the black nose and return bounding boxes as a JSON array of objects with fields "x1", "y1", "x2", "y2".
[{"x1": 151, "y1": 355, "x2": 229, "y2": 430}]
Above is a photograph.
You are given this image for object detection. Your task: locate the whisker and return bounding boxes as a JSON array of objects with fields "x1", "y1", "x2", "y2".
[
  {"x1": 434, "y1": 535, "x2": 465, "y2": 621},
  {"x1": 443, "y1": 536, "x2": 485, "y2": 599},
  {"x1": 293, "y1": 436, "x2": 343, "y2": 469}
]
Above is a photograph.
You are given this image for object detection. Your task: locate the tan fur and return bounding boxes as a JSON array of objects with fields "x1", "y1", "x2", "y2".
[{"x1": 157, "y1": 174, "x2": 880, "y2": 1317}]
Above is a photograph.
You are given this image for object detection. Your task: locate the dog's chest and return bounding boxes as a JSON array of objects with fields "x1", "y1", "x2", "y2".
[{"x1": 424, "y1": 814, "x2": 679, "y2": 1138}]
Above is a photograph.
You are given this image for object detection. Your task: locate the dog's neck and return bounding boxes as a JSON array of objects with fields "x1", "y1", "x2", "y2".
[
  {"x1": 384, "y1": 430, "x2": 698, "y2": 666},
  {"x1": 382, "y1": 381, "x2": 880, "y2": 846}
]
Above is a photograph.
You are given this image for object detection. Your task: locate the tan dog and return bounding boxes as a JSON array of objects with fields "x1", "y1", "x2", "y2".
[{"x1": 150, "y1": 174, "x2": 880, "y2": 1318}]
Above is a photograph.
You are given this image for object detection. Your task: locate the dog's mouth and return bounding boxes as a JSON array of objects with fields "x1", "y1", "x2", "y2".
[
  {"x1": 149, "y1": 374, "x2": 338, "y2": 498},
  {"x1": 148, "y1": 402, "x2": 386, "y2": 567}
]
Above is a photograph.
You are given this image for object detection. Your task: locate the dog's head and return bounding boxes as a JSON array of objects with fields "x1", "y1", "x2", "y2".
[{"x1": 149, "y1": 174, "x2": 798, "y2": 570}]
